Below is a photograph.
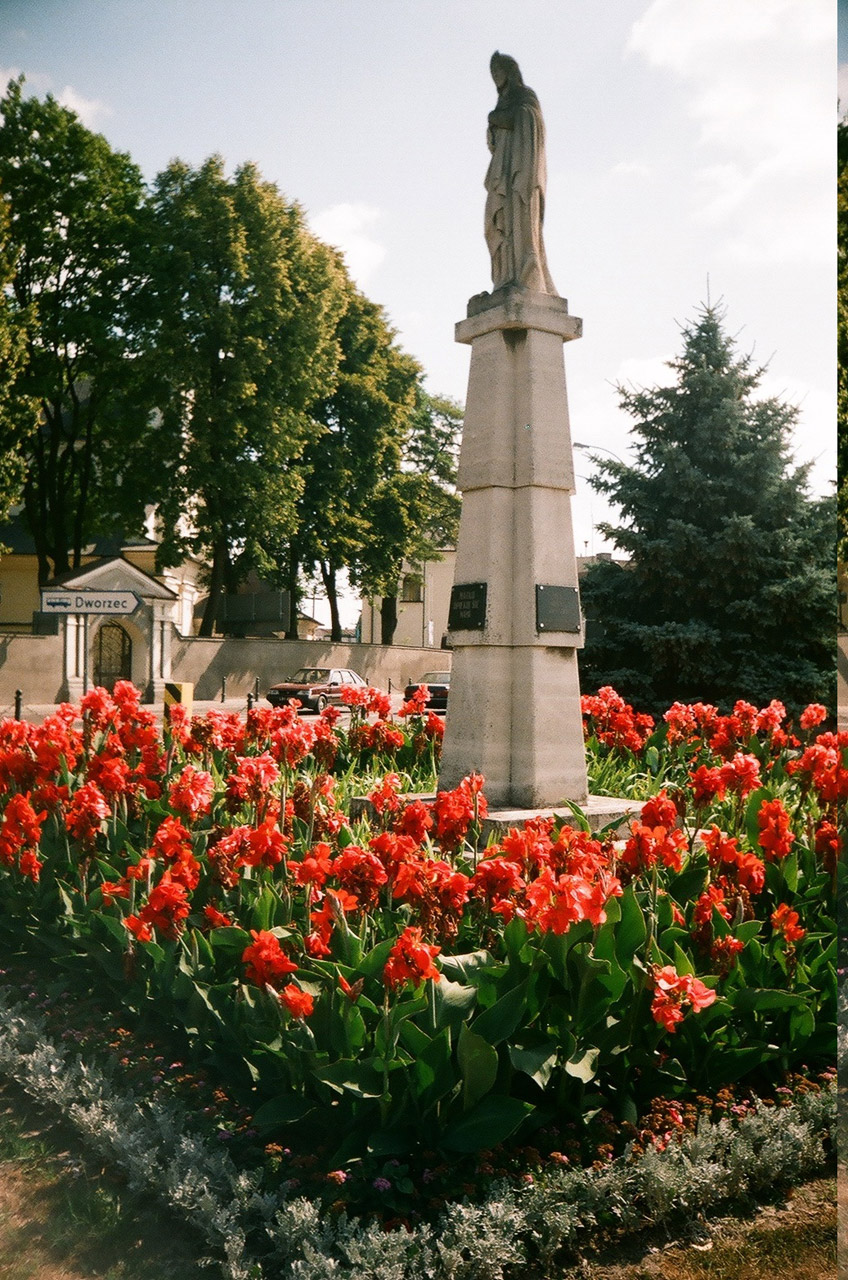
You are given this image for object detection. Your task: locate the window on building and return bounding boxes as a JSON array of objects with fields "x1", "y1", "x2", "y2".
[{"x1": 401, "y1": 574, "x2": 423, "y2": 603}]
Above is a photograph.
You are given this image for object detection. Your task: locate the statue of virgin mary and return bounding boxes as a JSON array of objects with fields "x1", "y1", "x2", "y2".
[{"x1": 484, "y1": 52, "x2": 558, "y2": 296}]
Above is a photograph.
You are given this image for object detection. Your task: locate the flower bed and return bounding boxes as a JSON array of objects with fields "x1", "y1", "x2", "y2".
[{"x1": 0, "y1": 681, "x2": 840, "y2": 1228}]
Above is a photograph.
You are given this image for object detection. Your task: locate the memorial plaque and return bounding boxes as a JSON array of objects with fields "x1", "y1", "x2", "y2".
[
  {"x1": 448, "y1": 582, "x2": 488, "y2": 631},
  {"x1": 535, "y1": 584, "x2": 581, "y2": 633}
]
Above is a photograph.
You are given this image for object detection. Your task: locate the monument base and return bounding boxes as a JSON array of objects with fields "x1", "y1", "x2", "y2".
[
  {"x1": 438, "y1": 286, "x2": 589, "y2": 808},
  {"x1": 350, "y1": 793, "x2": 643, "y2": 845}
]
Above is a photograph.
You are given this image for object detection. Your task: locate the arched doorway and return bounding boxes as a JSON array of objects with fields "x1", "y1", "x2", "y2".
[{"x1": 94, "y1": 622, "x2": 132, "y2": 691}]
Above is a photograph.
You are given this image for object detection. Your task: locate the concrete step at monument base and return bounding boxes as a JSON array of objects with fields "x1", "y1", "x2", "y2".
[{"x1": 351, "y1": 793, "x2": 643, "y2": 844}]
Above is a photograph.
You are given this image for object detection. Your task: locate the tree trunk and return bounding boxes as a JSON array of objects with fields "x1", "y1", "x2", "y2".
[
  {"x1": 380, "y1": 595, "x2": 398, "y2": 645},
  {"x1": 319, "y1": 560, "x2": 342, "y2": 642},
  {"x1": 199, "y1": 535, "x2": 228, "y2": 637}
]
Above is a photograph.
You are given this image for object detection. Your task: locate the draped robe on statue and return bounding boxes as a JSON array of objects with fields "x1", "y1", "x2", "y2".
[{"x1": 484, "y1": 59, "x2": 558, "y2": 296}]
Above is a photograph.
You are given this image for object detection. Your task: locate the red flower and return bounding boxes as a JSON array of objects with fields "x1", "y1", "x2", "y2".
[
  {"x1": 151, "y1": 816, "x2": 193, "y2": 861},
  {"x1": 278, "y1": 984, "x2": 314, "y2": 1018},
  {"x1": 138, "y1": 873, "x2": 191, "y2": 939},
  {"x1": 799, "y1": 703, "x2": 828, "y2": 731},
  {"x1": 330, "y1": 846, "x2": 388, "y2": 910},
  {"x1": 689, "y1": 765, "x2": 726, "y2": 807},
  {"x1": 393, "y1": 799, "x2": 433, "y2": 844},
  {"x1": 125, "y1": 914, "x2": 153, "y2": 943},
  {"x1": 814, "y1": 820, "x2": 841, "y2": 872},
  {"x1": 756, "y1": 797, "x2": 794, "y2": 862},
  {"x1": 719, "y1": 753, "x2": 761, "y2": 797},
  {"x1": 621, "y1": 821, "x2": 686, "y2": 875},
  {"x1": 432, "y1": 774, "x2": 488, "y2": 851},
  {"x1": 225, "y1": 753, "x2": 280, "y2": 809},
  {"x1": 369, "y1": 772, "x2": 403, "y2": 816},
  {"x1": 203, "y1": 904, "x2": 234, "y2": 929},
  {"x1": 640, "y1": 791, "x2": 679, "y2": 831},
  {"x1": 168, "y1": 766, "x2": 214, "y2": 819},
  {"x1": 649, "y1": 965, "x2": 716, "y2": 1033},
  {"x1": 66, "y1": 781, "x2": 110, "y2": 844},
  {"x1": 242, "y1": 929, "x2": 298, "y2": 988},
  {"x1": 383, "y1": 925, "x2": 441, "y2": 991},
  {"x1": 771, "y1": 903, "x2": 805, "y2": 943},
  {"x1": 289, "y1": 841, "x2": 334, "y2": 887}
]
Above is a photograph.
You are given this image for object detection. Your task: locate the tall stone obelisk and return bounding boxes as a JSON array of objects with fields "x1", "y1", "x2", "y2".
[{"x1": 438, "y1": 53, "x2": 588, "y2": 809}]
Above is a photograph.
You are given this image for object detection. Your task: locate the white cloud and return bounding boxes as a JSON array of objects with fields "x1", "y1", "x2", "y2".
[
  {"x1": 56, "y1": 84, "x2": 111, "y2": 128},
  {"x1": 309, "y1": 202, "x2": 387, "y2": 289},
  {"x1": 610, "y1": 160, "x2": 652, "y2": 179},
  {"x1": 0, "y1": 67, "x2": 111, "y2": 129},
  {"x1": 628, "y1": 0, "x2": 831, "y2": 76},
  {"x1": 627, "y1": 0, "x2": 833, "y2": 265}
]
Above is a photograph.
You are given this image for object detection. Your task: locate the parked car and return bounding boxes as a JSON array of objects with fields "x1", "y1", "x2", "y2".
[
  {"x1": 266, "y1": 666, "x2": 368, "y2": 712},
  {"x1": 403, "y1": 670, "x2": 451, "y2": 711}
]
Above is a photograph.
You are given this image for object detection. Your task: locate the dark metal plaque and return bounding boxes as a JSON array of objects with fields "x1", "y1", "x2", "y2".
[
  {"x1": 536, "y1": 584, "x2": 581, "y2": 633},
  {"x1": 448, "y1": 582, "x2": 488, "y2": 631}
]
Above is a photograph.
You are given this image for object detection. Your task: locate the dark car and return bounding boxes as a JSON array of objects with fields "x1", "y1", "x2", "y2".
[
  {"x1": 403, "y1": 670, "x2": 451, "y2": 711},
  {"x1": 266, "y1": 666, "x2": 368, "y2": 713}
]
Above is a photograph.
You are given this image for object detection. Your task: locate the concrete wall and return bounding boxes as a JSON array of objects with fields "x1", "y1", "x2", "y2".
[
  {"x1": 838, "y1": 633, "x2": 847, "y2": 725},
  {"x1": 170, "y1": 632, "x2": 451, "y2": 700},
  {"x1": 0, "y1": 632, "x2": 65, "y2": 703}
]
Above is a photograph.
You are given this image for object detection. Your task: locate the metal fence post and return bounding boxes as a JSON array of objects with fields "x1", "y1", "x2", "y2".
[
  {"x1": 221, "y1": 676, "x2": 227, "y2": 702},
  {"x1": 14, "y1": 690, "x2": 22, "y2": 720},
  {"x1": 247, "y1": 692, "x2": 254, "y2": 712}
]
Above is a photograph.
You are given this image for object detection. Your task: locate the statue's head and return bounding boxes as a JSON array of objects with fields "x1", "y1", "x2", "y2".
[{"x1": 490, "y1": 52, "x2": 522, "y2": 91}]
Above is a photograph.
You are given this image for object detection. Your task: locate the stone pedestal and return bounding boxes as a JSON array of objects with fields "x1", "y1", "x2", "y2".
[{"x1": 438, "y1": 286, "x2": 589, "y2": 808}]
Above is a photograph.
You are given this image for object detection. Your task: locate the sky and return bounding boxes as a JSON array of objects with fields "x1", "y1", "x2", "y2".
[{"x1": 1, "y1": 0, "x2": 838, "y2": 626}]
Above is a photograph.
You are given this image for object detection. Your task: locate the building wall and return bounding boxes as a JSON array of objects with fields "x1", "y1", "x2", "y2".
[
  {"x1": 360, "y1": 553, "x2": 456, "y2": 649},
  {"x1": 170, "y1": 633, "x2": 451, "y2": 700},
  {"x1": 0, "y1": 632, "x2": 65, "y2": 703},
  {"x1": 0, "y1": 556, "x2": 42, "y2": 629}
]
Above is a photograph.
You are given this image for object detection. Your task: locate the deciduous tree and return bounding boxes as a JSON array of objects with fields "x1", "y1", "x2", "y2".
[
  {"x1": 0, "y1": 78, "x2": 152, "y2": 582},
  {"x1": 283, "y1": 285, "x2": 420, "y2": 641},
  {"x1": 143, "y1": 156, "x2": 346, "y2": 635},
  {"x1": 356, "y1": 390, "x2": 462, "y2": 643}
]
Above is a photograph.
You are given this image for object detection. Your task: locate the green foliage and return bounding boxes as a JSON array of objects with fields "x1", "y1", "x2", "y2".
[
  {"x1": 352, "y1": 391, "x2": 463, "y2": 643},
  {"x1": 276, "y1": 282, "x2": 422, "y2": 639},
  {"x1": 580, "y1": 302, "x2": 836, "y2": 713},
  {"x1": 0, "y1": 77, "x2": 154, "y2": 581},
  {"x1": 0, "y1": 686, "x2": 837, "y2": 1181},
  {"x1": 141, "y1": 155, "x2": 348, "y2": 634}
]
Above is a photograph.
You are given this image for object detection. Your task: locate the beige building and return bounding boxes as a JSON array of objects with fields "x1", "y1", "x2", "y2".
[{"x1": 360, "y1": 552, "x2": 456, "y2": 650}]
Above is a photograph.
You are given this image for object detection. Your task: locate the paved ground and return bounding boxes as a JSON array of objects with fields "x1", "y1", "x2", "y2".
[{"x1": 0, "y1": 692, "x2": 411, "y2": 727}]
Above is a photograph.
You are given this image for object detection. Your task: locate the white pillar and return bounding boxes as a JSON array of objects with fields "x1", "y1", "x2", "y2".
[{"x1": 438, "y1": 286, "x2": 588, "y2": 808}]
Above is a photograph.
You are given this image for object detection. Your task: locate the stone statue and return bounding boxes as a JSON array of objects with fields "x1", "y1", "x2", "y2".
[{"x1": 484, "y1": 52, "x2": 558, "y2": 296}]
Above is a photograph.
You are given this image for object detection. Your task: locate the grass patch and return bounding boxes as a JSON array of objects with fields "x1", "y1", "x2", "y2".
[{"x1": 0, "y1": 1077, "x2": 207, "y2": 1280}]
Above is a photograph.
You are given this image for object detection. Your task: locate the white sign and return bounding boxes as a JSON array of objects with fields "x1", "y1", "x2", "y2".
[{"x1": 41, "y1": 589, "x2": 142, "y2": 616}]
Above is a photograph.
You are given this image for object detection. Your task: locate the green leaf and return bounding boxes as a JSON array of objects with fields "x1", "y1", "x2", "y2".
[
  {"x1": 615, "y1": 887, "x2": 647, "y2": 966},
  {"x1": 457, "y1": 1024, "x2": 498, "y2": 1110},
  {"x1": 508, "y1": 1040, "x2": 558, "y2": 1090},
  {"x1": 438, "y1": 949, "x2": 497, "y2": 983},
  {"x1": 312, "y1": 1059, "x2": 384, "y2": 1097},
  {"x1": 441, "y1": 1096, "x2": 534, "y2": 1153},
  {"x1": 251, "y1": 1093, "x2": 314, "y2": 1131},
  {"x1": 356, "y1": 937, "x2": 395, "y2": 978},
  {"x1": 471, "y1": 979, "x2": 529, "y2": 1046},
  {"x1": 432, "y1": 976, "x2": 478, "y2": 1033},
  {"x1": 729, "y1": 987, "x2": 813, "y2": 1014},
  {"x1": 667, "y1": 864, "x2": 709, "y2": 907},
  {"x1": 564, "y1": 1046, "x2": 600, "y2": 1083},
  {"x1": 413, "y1": 1029, "x2": 457, "y2": 1111}
]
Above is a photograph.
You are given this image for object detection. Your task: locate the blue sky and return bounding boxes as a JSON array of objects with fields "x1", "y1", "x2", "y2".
[{"x1": 1, "y1": 0, "x2": 837, "y2": 618}]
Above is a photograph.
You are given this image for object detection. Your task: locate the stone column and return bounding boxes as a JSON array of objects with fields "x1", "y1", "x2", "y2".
[{"x1": 438, "y1": 285, "x2": 588, "y2": 808}]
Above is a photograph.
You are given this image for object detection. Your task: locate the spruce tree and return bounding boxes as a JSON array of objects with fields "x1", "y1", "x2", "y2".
[{"x1": 579, "y1": 303, "x2": 835, "y2": 714}]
